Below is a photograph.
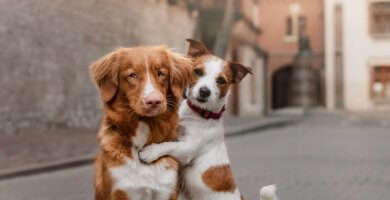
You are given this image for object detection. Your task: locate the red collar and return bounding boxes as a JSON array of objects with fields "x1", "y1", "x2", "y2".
[{"x1": 187, "y1": 100, "x2": 225, "y2": 120}]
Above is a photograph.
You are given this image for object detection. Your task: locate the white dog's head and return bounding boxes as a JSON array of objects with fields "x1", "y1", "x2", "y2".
[{"x1": 185, "y1": 39, "x2": 252, "y2": 112}]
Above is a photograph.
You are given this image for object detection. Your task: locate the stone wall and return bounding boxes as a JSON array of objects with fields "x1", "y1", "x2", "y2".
[{"x1": 0, "y1": 0, "x2": 195, "y2": 133}]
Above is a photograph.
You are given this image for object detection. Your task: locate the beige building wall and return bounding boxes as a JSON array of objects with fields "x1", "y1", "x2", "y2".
[
  {"x1": 222, "y1": 0, "x2": 267, "y2": 116},
  {"x1": 236, "y1": 0, "x2": 266, "y2": 116},
  {"x1": 236, "y1": 45, "x2": 266, "y2": 116},
  {"x1": 325, "y1": 0, "x2": 390, "y2": 110}
]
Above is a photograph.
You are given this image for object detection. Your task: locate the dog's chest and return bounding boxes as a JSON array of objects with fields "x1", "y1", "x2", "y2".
[
  {"x1": 133, "y1": 122, "x2": 149, "y2": 150},
  {"x1": 181, "y1": 119, "x2": 223, "y2": 141},
  {"x1": 109, "y1": 122, "x2": 152, "y2": 197},
  {"x1": 111, "y1": 122, "x2": 149, "y2": 177}
]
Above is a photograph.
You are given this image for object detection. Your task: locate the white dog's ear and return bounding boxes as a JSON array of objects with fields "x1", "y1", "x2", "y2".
[
  {"x1": 90, "y1": 51, "x2": 120, "y2": 103},
  {"x1": 229, "y1": 62, "x2": 253, "y2": 84},
  {"x1": 186, "y1": 39, "x2": 210, "y2": 57}
]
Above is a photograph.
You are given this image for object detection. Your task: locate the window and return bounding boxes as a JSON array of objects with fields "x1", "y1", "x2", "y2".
[
  {"x1": 284, "y1": 4, "x2": 302, "y2": 42},
  {"x1": 286, "y1": 17, "x2": 293, "y2": 36},
  {"x1": 284, "y1": 15, "x2": 306, "y2": 42},
  {"x1": 371, "y1": 66, "x2": 390, "y2": 102},
  {"x1": 370, "y1": 1, "x2": 390, "y2": 36}
]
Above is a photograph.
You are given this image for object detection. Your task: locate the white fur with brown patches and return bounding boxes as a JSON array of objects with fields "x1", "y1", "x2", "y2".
[
  {"x1": 189, "y1": 57, "x2": 227, "y2": 112},
  {"x1": 110, "y1": 122, "x2": 177, "y2": 200},
  {"x1": 140, "y1": 89, "x2": 240, "y2": 200},
  {"x1": 138, "y1": 39, "x2": 273, "y2": 200},
  {"x1": 140, "y1": 54, "x2": 242, "y2": 200}
]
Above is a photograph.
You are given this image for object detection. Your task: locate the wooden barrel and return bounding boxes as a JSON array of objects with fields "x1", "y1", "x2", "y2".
[{"x1": 288, "y1": 56, "x2": 317, "y2": 107}]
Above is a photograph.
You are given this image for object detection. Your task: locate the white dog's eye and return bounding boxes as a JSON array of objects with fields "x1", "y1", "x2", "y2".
[
  {"x1": 216, "y1": 77, "x2": 226, "y2": 85},
  {"x1": 129, "y1": 72, "x2": 137, "y2": 79}
]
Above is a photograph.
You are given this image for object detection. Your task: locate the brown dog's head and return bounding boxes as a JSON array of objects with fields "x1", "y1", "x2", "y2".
[
  {"x1": 91, "y1": 46, "x2": 191, "y2": 117},
  {"x1": 185, "y1": 39, "x2": 252, "y2": 111}
]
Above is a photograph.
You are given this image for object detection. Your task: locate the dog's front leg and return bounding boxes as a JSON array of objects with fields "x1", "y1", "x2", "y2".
[{"x1": 139, "y1": 141, "x2": 197, "y2": 165}]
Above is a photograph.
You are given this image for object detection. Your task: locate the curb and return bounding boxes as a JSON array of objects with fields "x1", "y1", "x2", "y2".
[
  {"x1": 0, "y1": 154, "x2": 96, "y2": 181},
  {"x1": 225, "y1": 117, "x2": 298, "y2": 137},
  {"x1": 0, "y1": 116, "x2": 298, "y2": 181}
]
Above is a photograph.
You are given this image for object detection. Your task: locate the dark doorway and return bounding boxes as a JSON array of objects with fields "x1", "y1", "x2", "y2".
[{"x1": 272, "y1": 65, "x2": 293, "y2": 109}]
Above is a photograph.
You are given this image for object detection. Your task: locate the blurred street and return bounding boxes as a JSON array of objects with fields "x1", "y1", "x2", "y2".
[
  {"x1": 1, "y1": 0, "x2": 390, "y2": 199},
  {"x1": 1, "y1": 110, "x2": 389, "y2": 200}
]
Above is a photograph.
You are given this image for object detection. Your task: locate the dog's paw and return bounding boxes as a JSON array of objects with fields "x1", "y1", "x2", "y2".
[
  {"x1": 139, "y1": 144, "x2": 161, "y2": 163},
  {"x1": 157, "y1": 156, "x2": 178, "y2": 170}
]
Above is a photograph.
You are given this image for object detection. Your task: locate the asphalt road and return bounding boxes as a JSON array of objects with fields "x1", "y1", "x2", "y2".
[{"x1": 1, "y1": 111, "x2": 389, "y2": 200}]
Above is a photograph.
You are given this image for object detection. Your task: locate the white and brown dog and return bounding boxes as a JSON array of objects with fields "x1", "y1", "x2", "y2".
[{"x1": 140, "y1": 39, "x2": 254, "y2": 200}]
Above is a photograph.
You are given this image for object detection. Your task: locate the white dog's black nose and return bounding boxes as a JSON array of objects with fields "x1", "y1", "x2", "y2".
[{"x1": 199, "y1": 87, "x2": 211, "y2": 98}]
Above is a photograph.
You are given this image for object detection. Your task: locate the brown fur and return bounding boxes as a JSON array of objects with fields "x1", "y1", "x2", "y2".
[
  {"x1": 91, "y1": 46, "x2": 191, "y2": 200},
  {"x1": 217, "y1": 63, "x2": 233, "y2": 99},
  {"x1": 112, "y1": 190, "x2": 129, "y2": 200},
  {"x1": 95, "y1": 152, "x2": 113, "y2": 200},
  {"x1": 201, "y1": 164, "x2": 237, "y2": 193},
  {"x1": 186, "y1": 39, "x2": 210, "y2": 58}
]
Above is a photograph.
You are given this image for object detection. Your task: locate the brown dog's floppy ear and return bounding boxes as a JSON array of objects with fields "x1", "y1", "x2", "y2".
[
  {"x1": 186, "y1": 39, "x2": 210, "y2": 57},
  {"x1": 169, "y1": 52, "x2": 192, "y2": 100},
  {"x1": 90, "y1": 51, "x2": 120, "y2": 103},
  {"x1": 229, "y1": 62, "x2": 253, "y2": 84}
]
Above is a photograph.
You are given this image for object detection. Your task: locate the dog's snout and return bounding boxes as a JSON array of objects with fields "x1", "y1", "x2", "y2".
[
  {"x1": 145, "y1": 93, "x2": 162, "y2": 108},
  {"x1": 146, "y1": 99, "x2": 161, "y2": 107},
  {"x1": 199, "y1": 87, "x2": 211, "y2": 98}
]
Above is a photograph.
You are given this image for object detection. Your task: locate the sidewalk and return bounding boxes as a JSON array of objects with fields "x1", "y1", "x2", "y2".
[
  {"x1": 0, "y1": 114, "x2": 299, "y2": 180},
  {"x1": 0, "y1": 127, "x2": 99, "y2": 179}
]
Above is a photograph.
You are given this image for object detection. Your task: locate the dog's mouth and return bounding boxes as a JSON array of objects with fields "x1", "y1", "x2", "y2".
[
  {"x1": 134, "y1": 103, "x2": 166, "y2": 117},
  {"x1": 196, "y1": 97, "x2": 208, "y2": 103},
  {"x1": 143, "y1": 106, "x2": 166, "y2": 116}
]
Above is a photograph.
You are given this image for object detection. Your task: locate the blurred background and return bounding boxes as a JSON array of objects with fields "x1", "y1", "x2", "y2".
[{"x1": 0, "y1": 0, "x2": 390, "y2": 199}]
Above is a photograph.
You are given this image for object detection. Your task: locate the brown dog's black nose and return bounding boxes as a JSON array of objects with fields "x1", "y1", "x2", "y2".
[{"x1": 199, "y1": 87, "x2": 210, "y2": 98}]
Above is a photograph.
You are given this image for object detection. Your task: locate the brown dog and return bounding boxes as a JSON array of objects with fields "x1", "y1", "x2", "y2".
[{"x1": 90, "y1": 46, "x2": 191, "y2": 200}]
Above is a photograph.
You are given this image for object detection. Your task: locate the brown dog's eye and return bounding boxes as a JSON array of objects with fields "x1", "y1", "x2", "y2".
[
  {"x1": 157, "y1": 70, "x2": 166, "y2": 77},
  {"x1": 194, "y1": 68, "x2": 203, "y2": 77},
  {"x1": 216, "y1": 77, "x2": 226, "y2": 85},
  {"x1": 129, "y1": 73, "x2": 137, "y2": 79}
]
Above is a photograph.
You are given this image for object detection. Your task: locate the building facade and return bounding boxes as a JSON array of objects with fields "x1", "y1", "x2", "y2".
[
  {"x1": 325, "y1": 0, "x2": 390, "y2": 110},
  {"x1": 191, "y1": 0, "x2": 268, "y2": 116},
  {"x1": 258, "y1": 0, "x2": 325, "y2": 109},
  {"x1": 227, "y1": 0, "x2": 267, "y2": 116}
]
